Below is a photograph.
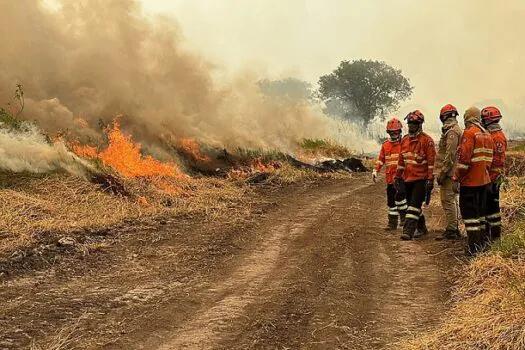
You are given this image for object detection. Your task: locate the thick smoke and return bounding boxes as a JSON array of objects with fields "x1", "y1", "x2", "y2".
[
  {"x1": 0, "y1": 0, "x2": 375, "y2": 170},
  {"x1": 0, "y1": 125, "x2": 90, "y2": 174}
]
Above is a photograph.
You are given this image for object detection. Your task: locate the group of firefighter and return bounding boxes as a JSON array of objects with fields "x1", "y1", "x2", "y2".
[{"x1": 372, "y1": 105, "x2": 507, "y2": 256}]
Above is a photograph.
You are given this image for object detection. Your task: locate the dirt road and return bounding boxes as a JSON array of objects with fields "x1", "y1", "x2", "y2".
[{"x1": 0, "y1": 176, "x2": 464, "y2": 349}]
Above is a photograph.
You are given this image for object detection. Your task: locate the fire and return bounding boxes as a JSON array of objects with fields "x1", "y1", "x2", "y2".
[
  {"x1": 251, "y1": 158, "x2": 277, "y2": 172},
  {"x1": 71, "y1": 142, "x2": 98, "y2": 159},
  {"x1": 72, "y1": 120, "x2": 183, "y2": 179},
  {"x1": 178, "y1": 138, "x2": 209, "y2": 162},
  {"x1": 99, "y1": 121, "x2": 182, "y2": 178}
]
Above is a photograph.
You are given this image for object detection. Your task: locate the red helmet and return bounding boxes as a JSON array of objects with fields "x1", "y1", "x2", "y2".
[
  {"x1": 481, "y1": 106, "x2": 502, "y2": 123},
  {"x1": 386, "y1": 117, "x2": 402, "y2": 132},
  {"x1": 440, "y1": 104, "x2": 458, "y2": 120},
  {"x1": 405, "y1": 110, "x2": 424, "y2": 124}
]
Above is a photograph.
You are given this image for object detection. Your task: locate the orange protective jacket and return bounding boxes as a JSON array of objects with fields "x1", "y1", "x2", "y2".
[
  {"x1": 396, "y1": 132, "x2": 436, "y2": 182},
  {"x1": 487, "y1": 126, "x2": 507, "y2": 182},
  {"x1": 454, "y1": 124, "x2": 494, "y2": 187},
  {"x1": 374, "y1": 139, "x2": 401, "y2": 184}
]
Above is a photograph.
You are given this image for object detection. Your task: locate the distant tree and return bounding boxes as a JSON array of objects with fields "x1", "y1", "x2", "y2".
[
  {"x1": 318, "y1": 60, "x2": 413, "y2": 125},
  {"x1": 258, "y1": 78, "x2": 313, "y2": 102}
]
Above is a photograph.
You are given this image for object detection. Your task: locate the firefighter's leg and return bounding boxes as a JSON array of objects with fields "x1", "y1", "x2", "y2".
[
  {"x1": 460, "y1": 186, "x2": 483, "y2": 256},
  {"x1": 436, "y1": 177, "x2": 460, "y2": 240},
  {"x1": 479, "y1": 185, "x2": 490, "y2": 250},
  {"x1": 412, "y1": 180, "x2": 429, "y2": 239},
  {"x1": 486, "y1": 184, "x2": 502, "y2": 241},
  {"x1": 401, "y1": 181, "x2": 422, "y2": 241},
  {"x1": 395, "y1": 189, "x2": 408, "y2": 227},
  {"x1": 385, "y1": 185, "x2": 398, "y2": 231}
]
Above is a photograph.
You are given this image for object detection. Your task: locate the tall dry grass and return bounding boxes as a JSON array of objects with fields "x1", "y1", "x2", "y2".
[{"x1": 399, "y1": 151, "x2": 525, "y2": 350}]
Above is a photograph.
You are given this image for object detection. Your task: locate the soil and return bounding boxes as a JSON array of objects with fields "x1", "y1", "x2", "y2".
[{"x1": 0, "y1": 175, "x2": 466, "y2": 349}]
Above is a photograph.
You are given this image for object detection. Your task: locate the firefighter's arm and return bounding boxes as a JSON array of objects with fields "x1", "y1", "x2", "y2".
[
  {"x1": 374, "y1": 144, "x2": 386, "y2": 173},
  {"x1": 426, "y1": 138, "x2": 436, "y2": 180},
  {"x1": 454, "y1": 132, "x2": 473, "y2": 181},
  {"x1": 396, "y1": 148, "x2": 405, "y2": 179},
  {"x1": 442, "y1": 131, "x2": 459, "y2": 175}
]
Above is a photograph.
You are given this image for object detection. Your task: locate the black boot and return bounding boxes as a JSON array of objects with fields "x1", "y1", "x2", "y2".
[
  {"x1": 414, "y1": 215, "x2": 429, "y2": 239},
  {"x1": 399, "y1": 212, "x2": 406, "y2": 227},
  {"x1": 384, "y1": 215, "x2": 398, "y2": 231},
  {"x1": 490, "y1": 225, "x2": 501, "y2": 241},
  {"x1": 435, "y1": 229, "x2": 461, "y2": 241},
  {"x1": 401, "y1": 219, "x2": 417, "y2": 240},
  {"x1": 466, "y1": 231, "x2": 483, "y2": 256}
]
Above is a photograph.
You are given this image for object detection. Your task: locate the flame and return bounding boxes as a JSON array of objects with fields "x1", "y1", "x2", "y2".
[
  {"x1": 72, "y1": 120, "x2": 183, "y2": 179},
  {"x1": 251, "y1": 158, "x2": 277, "y2": 172},
  {"x1": 71, "y1": 142, "x2": 98, "y2": 159},
  {"x1": 179, "y1": 138, "x2": 209, "y2": 162},
  {"x1": 99, "y1": 121, "x2": 182, "y2": 178}
]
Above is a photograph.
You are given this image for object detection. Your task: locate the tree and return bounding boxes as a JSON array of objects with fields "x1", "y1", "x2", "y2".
[
  {"x1": 318, "y1": 60, "x2": 413, "y2": 124},
  {"x1": 258, "y1": 78, "x2": 313, "y2": 102}
]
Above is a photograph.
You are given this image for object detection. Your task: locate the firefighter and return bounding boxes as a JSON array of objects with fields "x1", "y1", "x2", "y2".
[
  {"x1": 481, "y1": 106, "x2": 507, "y2": 242},
  {"x1": 453, "y1": 107, "x2": 494, "y2": 255},
  {"x1": 373, "y1": 117, "x2": 407, "y2": 231},
  {"x1": 435, "y1": 104, "x2": 462, "y2": 240},
  {"x1": 395, "y1": 110, "x2": 436, "y2": 241}
]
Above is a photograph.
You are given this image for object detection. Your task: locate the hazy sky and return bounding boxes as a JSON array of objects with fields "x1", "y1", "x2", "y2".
[{"x1": 140, "y1": 0, "x2": 525, "y2": 127}]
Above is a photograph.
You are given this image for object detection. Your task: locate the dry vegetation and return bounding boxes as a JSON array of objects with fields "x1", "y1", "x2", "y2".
[{"x1": 400, "y1": 144, "x2": 525, "y2": 350}]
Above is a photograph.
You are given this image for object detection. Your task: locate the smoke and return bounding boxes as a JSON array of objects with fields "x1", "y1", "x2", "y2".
[
  {"x1": 157, "y1": 0, "x2": 525, "y2": 138},
  {"x1": 0, "y1": 124, "x2": 90, "y2": 174},
  {"x1": 0, "y1": 0, "x2": 376, "y2": 173}
]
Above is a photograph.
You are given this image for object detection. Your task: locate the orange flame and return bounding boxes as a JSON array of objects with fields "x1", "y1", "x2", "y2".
[
  {"x1": 72, "y1": 120, "x2": 183, "y2": 179},
  {"x1": 99, "y1": 121, "x2": 182, "y2": 178},
  {"x1": 179, "y1": 138, "x2": 209, "y2": 162},
  {"x1": 71, "y1": 142, "x2": 98, "y2": 159}
]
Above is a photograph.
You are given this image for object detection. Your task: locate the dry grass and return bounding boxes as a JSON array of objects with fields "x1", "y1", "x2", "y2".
[
  {"x1": 0, "y1": 172, "x2": 249, "y2": 256},
  {"x1": 399, "y1": 168, "x2": 525, "y2": 350},
  {"x1": 401, "y1": 254, "x2": 525, "y2": 350}
]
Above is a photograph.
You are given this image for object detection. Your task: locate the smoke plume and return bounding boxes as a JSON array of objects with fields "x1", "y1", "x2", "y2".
[{"x1": 0, "y1": 0, "x2": 375, "y2": 171}]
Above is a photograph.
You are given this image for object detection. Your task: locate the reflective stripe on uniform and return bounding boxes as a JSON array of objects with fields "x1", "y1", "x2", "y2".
[
  {"x1": 473, "y1": 148, "x2": 494, "y2": 154},
  {"x1": 385, "y1": 154, "x2": 399, "y2": 160},
  {"x1": 465, "y1": 226, "x2": 481, "y2": 232},
  {"x1": 463, "y1": 218, "x2": 480, "y2": 224},
  {"x1": 407, "y1": 206, "x2": 421, "y2": 213},
  {"x1": 404, "y1": 160, "x2": 428, "y2": 165},
  {"x1": 457, "y1": 163, "x2": 469, "y2": 169},
  {"x1": 487, "y1": 213, "x2": 501, "y2": 220},
  {"x1": 376, "y1": 160, "x2": 384, "y2": 166},
  {"x1": 397, "y1": 166, "x2": 405, "y2": 170},
  {"x1": 386, "y1": 161, "x2": 398, "y2": 166},
  {"x1": 488, "y1": 221, "x2": 502, "y2": 227},
  {"x1": 406, "y1": 214, "x2": 420, "y2": 220},
  {"x1": 471, "y1": 156, "x2": 493, "y2": 163}
]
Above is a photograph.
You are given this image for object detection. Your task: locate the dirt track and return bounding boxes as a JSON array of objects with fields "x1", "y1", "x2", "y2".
[{"x1": 0, "y1": 175, "x2": 465, "y2": 349}]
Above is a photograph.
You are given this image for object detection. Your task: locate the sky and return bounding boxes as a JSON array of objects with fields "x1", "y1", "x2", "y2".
[{"x1": 139, "y1": 0, "x2": 525, "y2": 131}]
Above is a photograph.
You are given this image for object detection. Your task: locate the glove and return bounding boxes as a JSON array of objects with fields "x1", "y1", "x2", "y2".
[
  {"x1": 372, "y1": 170, "x2": 378, "y2": 183},
  {"x1": 452, "y1": 180, "x2": 460, "y2": 194},
  {"x1": 425, "y1": 179, "x2": 434, "y2": 192},
  {"x1": 437, "y1": 172, "x2": 446, "y2": 186},
  {"x1": 394, "y1": 178, "x2": 406, "y2": 197}
]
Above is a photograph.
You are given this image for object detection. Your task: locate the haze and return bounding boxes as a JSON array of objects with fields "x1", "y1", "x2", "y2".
[{"x1": 142, "y1": 0, "x2": 525, "y2": 130}]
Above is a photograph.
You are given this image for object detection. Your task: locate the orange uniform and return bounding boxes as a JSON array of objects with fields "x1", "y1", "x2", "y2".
[
  {"x1": 396, "y1": 132, "x2": 436, "y2": 182},
  {"x1": 454, "y1": 124, "x2": 493, "y2": 187},
  {"x1": 374, "y1": 139, "x2": 401, "y2": 184},
  {"x1": 488, "y1": 129, "x2": 507, "y2": 182}
]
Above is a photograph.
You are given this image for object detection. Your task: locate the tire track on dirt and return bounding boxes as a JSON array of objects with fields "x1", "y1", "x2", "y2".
[{"x1": 157, "y1": 182, "x2": 369, "y2": 349}]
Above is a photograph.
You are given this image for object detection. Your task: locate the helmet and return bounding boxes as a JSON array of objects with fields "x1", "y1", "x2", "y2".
[
  {"x1": 405, "y1": 110, "x2": 425, "y2": 124},
  {"x1": 386, "y1": 118, "x2": 402, "y2": 132},
  {"x1": 439, "y1": 104, "x2": 458, "y2": 121},
  {"x1": 481, "y1": 106, "x2": 502, "y2": 123}
]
